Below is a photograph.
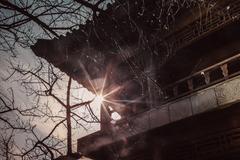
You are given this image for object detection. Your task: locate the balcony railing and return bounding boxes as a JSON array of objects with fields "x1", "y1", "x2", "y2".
[
  {"x1": 159, "y1": 0, "x2": 240, "y2": 67},
  {"x1": 166, "y1": 0, "x2": 240, "y2": 52},
  {"x1": 163, "y1": 53, "x2": 240, "y2": 102}
]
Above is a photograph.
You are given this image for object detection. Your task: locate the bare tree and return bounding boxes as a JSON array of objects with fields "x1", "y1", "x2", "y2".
[
  {"x1": 0, "y1": 1, "x2": 110, "y2": 159},
  {"x1": 0, "y1": 56, "x2": 102, "y2": 159},
  {"x1": 0, "y1": 0, "x2": 110, "y2": 55}
]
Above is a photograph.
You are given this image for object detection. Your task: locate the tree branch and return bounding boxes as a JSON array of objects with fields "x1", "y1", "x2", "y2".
[{"x1": 0, "y1": 1, "x2": 59, "y2": 38}]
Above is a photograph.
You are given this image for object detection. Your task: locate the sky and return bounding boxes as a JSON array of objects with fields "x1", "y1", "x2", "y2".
[
  {"x1": 0, "y1": 1, "x2": 118, "y2": 158},
  {"x1": 0, "y1": 45, "x2": 101, "y2": 154}
]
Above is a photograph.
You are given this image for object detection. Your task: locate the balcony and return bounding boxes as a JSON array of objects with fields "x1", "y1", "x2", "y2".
[
  {"x1": 115, "y1": 53, "x2": 240, "y2": 136},
  {"x1": 78, "y1": 53, "x2": 240, "y2": 156},
  {"x1": 167, "y1": 0, "x2": 240, "y2": 51},
  {"x1": 159, "y1": 0, "x2": 240, "y2": 67},
  {"x1": 162, "y1": 53, "x2": 240, "y2": 102}
]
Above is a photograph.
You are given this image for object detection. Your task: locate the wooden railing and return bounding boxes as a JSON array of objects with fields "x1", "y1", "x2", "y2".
[
  {"x1": 158, "y1": 0, "x2": 240, "y2": 68},
  {"x1": 166, "y1": 0, "x2": 240, "y2": 52},
  {"x1": 163, "y1": 53, "x2": 240, "y2": 101}
]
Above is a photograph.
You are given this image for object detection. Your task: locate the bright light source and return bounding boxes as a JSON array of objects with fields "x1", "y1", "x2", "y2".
[{"x1": 95, "y1": 95, "x2": 105, "y2": 105}]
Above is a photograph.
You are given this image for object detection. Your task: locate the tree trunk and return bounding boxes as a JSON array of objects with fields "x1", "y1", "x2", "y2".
[
  {"x1": 66, "y1": 107, "x2": 72, "y2": 155},
  {"x1": 66, "y1": 77, "x2": 72, "y2": 155}
]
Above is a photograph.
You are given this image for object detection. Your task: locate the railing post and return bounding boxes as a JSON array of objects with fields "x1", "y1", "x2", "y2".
[
  {"x1": 221, "y1": 64, "x2": 228, "y2": 78},
  {"x1": 173, "y1": 86, "x2": 178, "y2": 97},
  {"x1": 204, "y1": 72, "x2": 210, "y2": 84},
  {"x1": 187, "y1": 79, "x2": 194, "y2": 91},
  {"x1": 163, "y1": 89, "x2": 168, "y2": 99}
]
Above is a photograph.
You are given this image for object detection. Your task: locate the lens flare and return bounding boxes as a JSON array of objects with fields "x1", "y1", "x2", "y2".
[
  {"x1": 111, "y1": 111, "x2": 122, "y2": 121},
  {"x1": 95, "y1": 95, "x2": 105, "y2": 105}
]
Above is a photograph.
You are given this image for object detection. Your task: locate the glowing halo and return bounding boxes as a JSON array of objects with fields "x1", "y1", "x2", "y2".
[{"x1": 95, "y1": 94, "x2": 105, "y2": 105}]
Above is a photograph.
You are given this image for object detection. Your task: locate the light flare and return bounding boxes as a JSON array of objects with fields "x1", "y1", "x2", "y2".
[
  {"x1": 95, "y1": 73, "x2": 122, "y2": 105},
  {"x1": 79, "y1": 63, "x2": 128, "y2": 122},
  {"x1": 111, "y1": 112, "x2": 122, "y2": 121},
  {"x1": 95, "y1": 94, "x2": 105, "y2": 105}
]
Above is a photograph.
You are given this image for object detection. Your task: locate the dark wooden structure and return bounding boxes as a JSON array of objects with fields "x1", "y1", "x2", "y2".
[{"x1": 81, "y1": 103, "x2": 240, "y2": 160}]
